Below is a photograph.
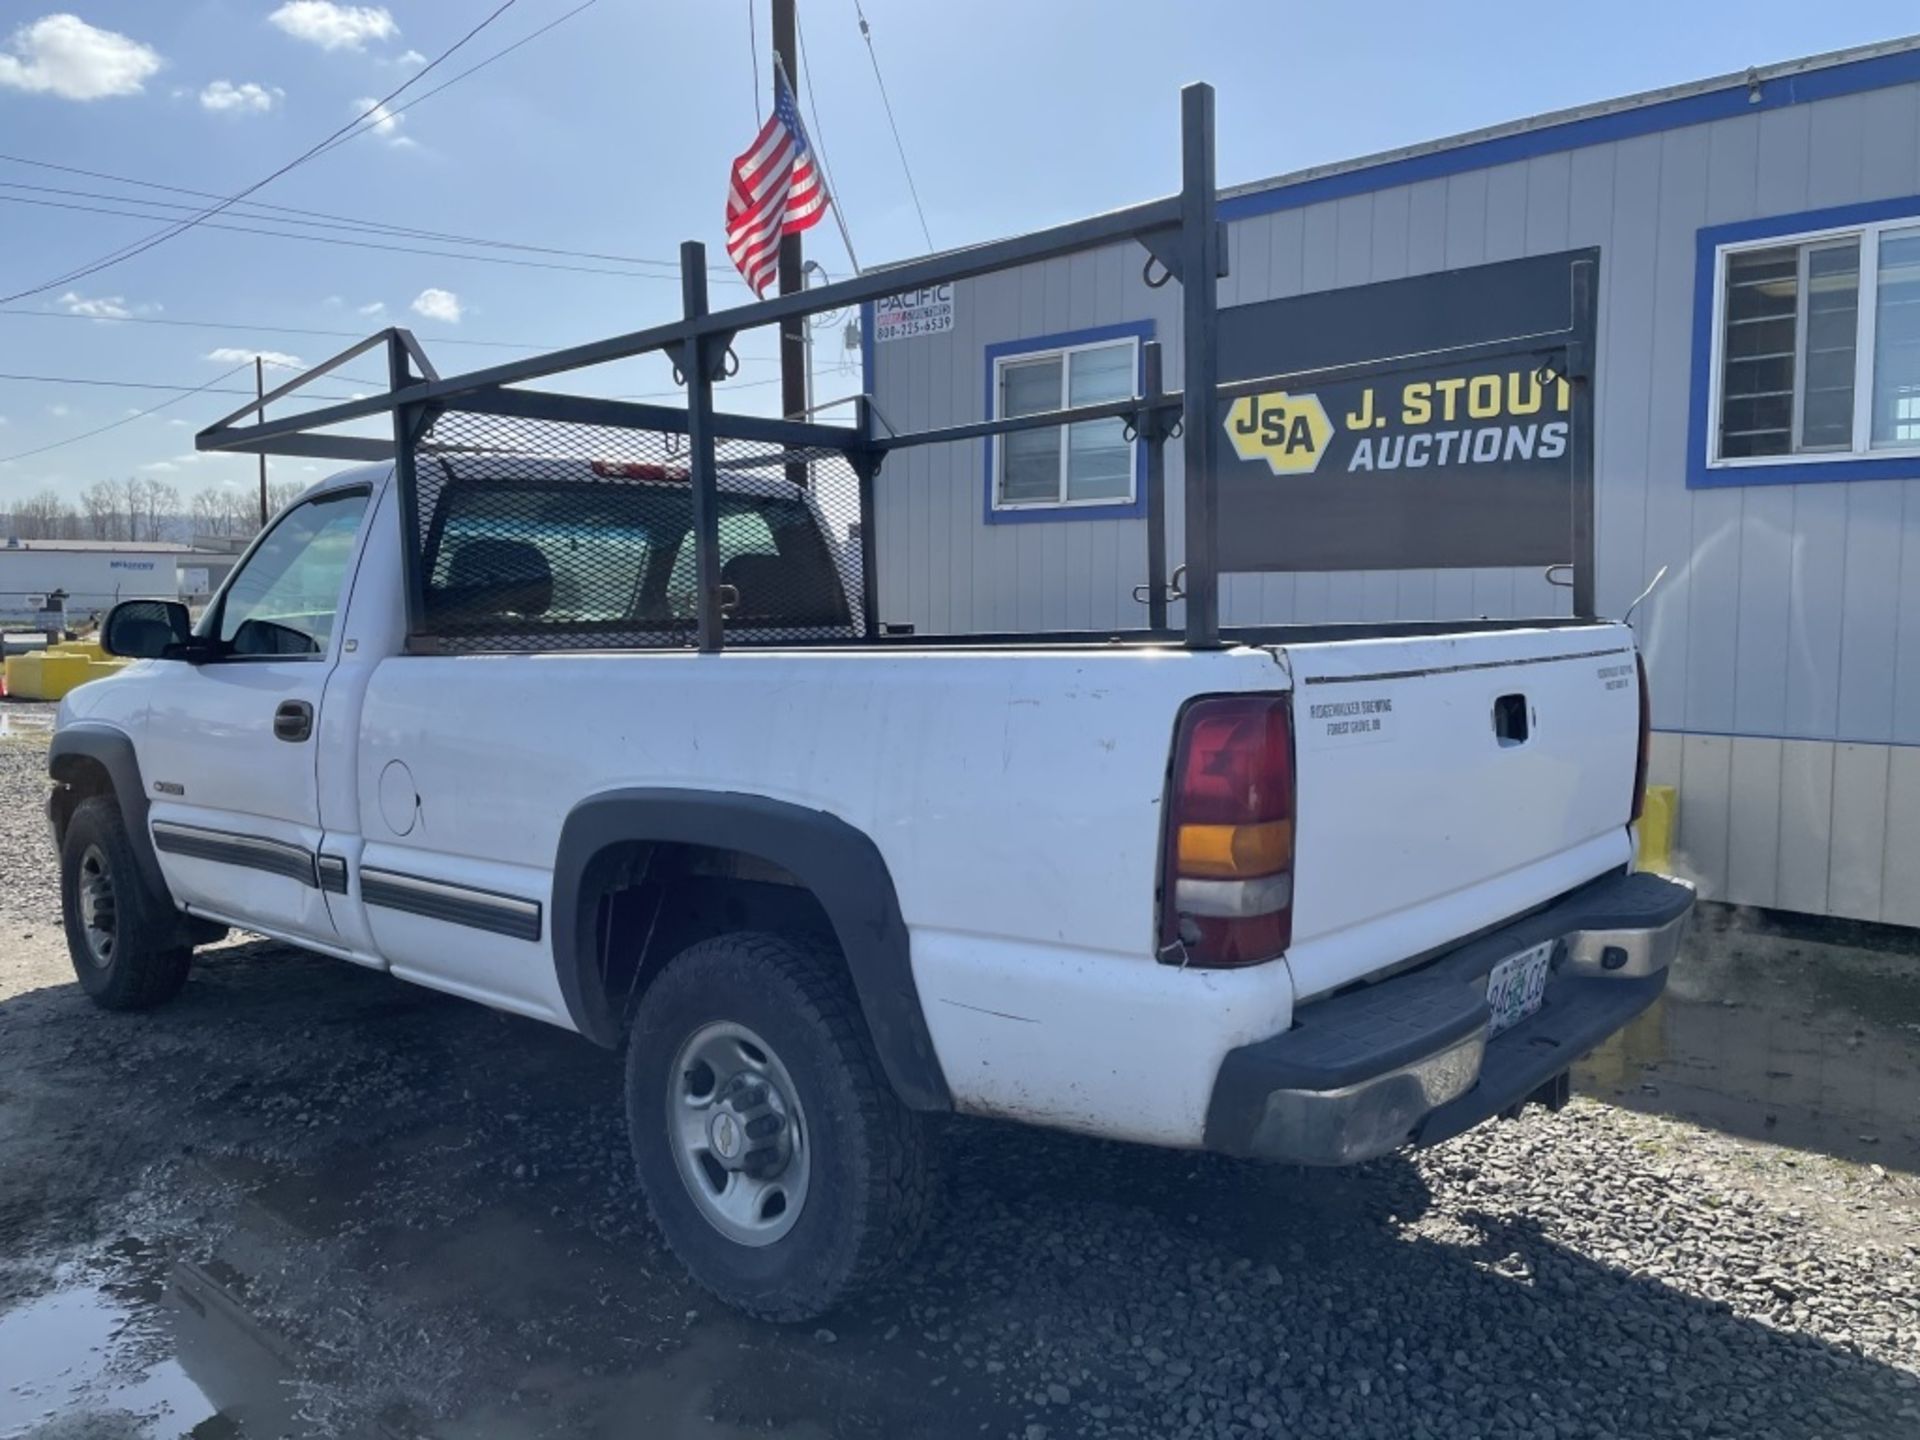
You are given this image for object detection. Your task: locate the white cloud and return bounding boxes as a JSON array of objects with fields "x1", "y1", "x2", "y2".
[
  {"x1": 200, "y1": 79, "x2": 279, "y2": 114},
  {"x1": 410, "y1": 288, "x2": 461, "y2": 324},
  {"x1": 0, "y1": 416, "x2": 10, "y2": 426},
  {"x1": 48, "y1": 403, "x2": 73, "y2": 418},
  {"x1": 394, "y1": 48, "x2": 425, "y2": 66},
  {"x1": 142, "y1": 453, "x2": 220, "y2": 474},
  {"x1": 352, "y1": 95, "x2": 412, "y2": 148},
  {"x1": 59, "y1": 290, "x2": 131, "y2": 320},
  {"x1": 166, "y1": 418, "x2": 189, "y2": 427},
  {"x1": 0, "y1": 14, "x2": 162, "y2": 100},
  {"x1": 269, "y1": 2, "x2": 396, "y2": 52},
  {"x1": 322, "y1": 294, "x2": 344, "y2": 308},
  {"x1": 206, "y1": 346, "x2": 305, "y2": 370},
  {"x1": 356, "y1": 300, "x2": 385, "y2": 316}
]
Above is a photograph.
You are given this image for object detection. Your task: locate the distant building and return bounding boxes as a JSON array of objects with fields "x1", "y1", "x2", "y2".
[{"x1": 0, "y1": 538, "x2": 237, "y2": 619}]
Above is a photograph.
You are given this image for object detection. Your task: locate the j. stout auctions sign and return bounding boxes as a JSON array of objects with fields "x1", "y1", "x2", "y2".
[{"x1": 1212, "y1": 248, "x2": 1596, "y2": 573}]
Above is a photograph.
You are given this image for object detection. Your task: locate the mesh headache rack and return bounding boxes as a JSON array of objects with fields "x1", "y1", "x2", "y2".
[{"x1": 195, "y1": 82, "x2": 1597, "y2": 654}]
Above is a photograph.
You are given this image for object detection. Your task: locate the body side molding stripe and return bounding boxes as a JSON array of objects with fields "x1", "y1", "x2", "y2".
[
  {"x1": 151, "y1": 821, "x2": 318, "y2": 887},
  {"x1": 359, "y1": 867, "x2": 543, "y2": 942}
]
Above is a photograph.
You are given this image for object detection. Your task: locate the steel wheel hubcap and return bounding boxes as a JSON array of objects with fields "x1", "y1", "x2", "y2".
[
  {"x1": 667, "y1": 1020, "x2": 809, "y2": 1246},
  {"x1": 78, "y1": 844, "x2": 117, "y2": 969}
]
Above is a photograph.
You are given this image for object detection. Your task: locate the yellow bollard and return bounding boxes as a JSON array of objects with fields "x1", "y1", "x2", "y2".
[{"x1": 1636, "y1": 784, "x2": 1676, "y2": 873}]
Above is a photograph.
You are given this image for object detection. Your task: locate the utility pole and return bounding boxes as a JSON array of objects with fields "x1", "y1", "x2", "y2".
[
  {"x1": 255, "y1": 356, "x2": 268, "y2": 529},
  {"x1": 772, "y1": 0, "x2": 808, "y2": 486}
]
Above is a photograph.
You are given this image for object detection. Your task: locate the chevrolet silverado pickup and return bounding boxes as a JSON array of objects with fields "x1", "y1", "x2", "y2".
[{"x1": 46, "y1": 457, "x2": 1693, "y2": 1320}]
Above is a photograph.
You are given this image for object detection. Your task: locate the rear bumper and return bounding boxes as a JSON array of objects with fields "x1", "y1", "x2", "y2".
[{"x1": 1203, "y1": 869, "x2": 1694, "y2": 1165}]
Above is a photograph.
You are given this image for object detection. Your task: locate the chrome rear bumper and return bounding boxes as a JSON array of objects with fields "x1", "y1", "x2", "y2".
[{"x1": 1204, "y1": 870, "x2": 1696, "y2": 1166}]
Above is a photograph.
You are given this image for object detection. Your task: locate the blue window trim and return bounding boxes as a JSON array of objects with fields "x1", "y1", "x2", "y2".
[
  {"x1": 979, "y1": 320, "x2": 1154, "y2": 525},
  {"x1": 1688, "y1": 195, "x2": 1920, "y2": 489}
]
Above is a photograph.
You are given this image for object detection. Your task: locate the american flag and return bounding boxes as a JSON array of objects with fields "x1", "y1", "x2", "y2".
[{"x1": 725, "y1": 73, "x2": 828, "y2": 296}]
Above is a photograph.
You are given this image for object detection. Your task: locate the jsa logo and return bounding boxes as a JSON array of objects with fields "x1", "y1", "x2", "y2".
[{"x1": 1223, "y1": 391, "x2": 1333, "y2": 475}]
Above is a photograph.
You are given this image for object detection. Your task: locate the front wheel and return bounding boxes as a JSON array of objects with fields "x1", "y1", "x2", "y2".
[
  {"x1": 59, "y1": 796, "x2": 191, "y2": 1011},
  {"x1": 625, "y1": 931, "x2": 932, "y2": 1321}
]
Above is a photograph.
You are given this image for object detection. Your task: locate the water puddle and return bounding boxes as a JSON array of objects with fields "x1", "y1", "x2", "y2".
[
  {"x1": 1577, "y1": 911, "x2": 1920, "y2": 1173},
  {"x1": 0, "y1": 1274, "x2": 230, "y2": 1439}
]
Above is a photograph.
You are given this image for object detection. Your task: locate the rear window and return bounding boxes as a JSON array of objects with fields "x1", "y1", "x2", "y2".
[{"x1": 422, "y1": 478, "x2": 853, "y2": 642}]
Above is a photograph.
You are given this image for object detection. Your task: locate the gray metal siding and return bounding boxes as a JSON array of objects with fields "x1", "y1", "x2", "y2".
[{"x1": 869, "y1": 79, "x2": 1920, "y2": 923}]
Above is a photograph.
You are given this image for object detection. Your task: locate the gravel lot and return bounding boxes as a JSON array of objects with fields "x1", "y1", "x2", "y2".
[{"x1": 1, "y1": 702, "x2": 1917, "y2": 1440}]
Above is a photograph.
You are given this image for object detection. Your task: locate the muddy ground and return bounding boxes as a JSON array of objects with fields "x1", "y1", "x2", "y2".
[{"x1": 1, "y1": 702, "x2": 1917, "y2": 1439}]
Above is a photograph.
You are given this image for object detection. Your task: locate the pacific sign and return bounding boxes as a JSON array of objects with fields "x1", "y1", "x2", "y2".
[{"x1": 1212, "y1": 248, "x2": 1596, "y2": 573}]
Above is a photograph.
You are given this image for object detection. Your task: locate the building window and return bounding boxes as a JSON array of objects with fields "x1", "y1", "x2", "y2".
[
  {"x1": 989, "y1": 332, "x2": 1142, "y2": 513},
  {"x1": 1712, "y1": 218, "x2": 1920, "y2": 465}
]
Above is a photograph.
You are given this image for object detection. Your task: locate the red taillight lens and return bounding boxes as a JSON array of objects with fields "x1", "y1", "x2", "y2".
[
  {"x1": 1631, "y1": 653, "x2": 1651, "y2": 824},
  {"x1": 590, "y1": 460, "x2": 690, "y2": 481},
  {"x1": 1160, "y1": 695, "x2": 1295, "y2": 968}
]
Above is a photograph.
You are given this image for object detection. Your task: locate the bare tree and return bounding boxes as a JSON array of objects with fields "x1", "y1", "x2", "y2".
[
  {"x1": 189, "y1": 487, "x2": 226, "y2": 539},
  {"x1": 79, "y1": 480, "x2": 119, "y2": 540},
  {"x1": 9, "y1": 490, "x2": 73, "y2": 539},
  {"x1": 266, "y1": 478, "x2": 304, "y2": 520},
  {"x1": 187, "y1": 484, "x2": 260, "y2": 539},
  {"x1": 142, "y1": 478, "x2": 181, "y2": 542},
  {"x1": 111, "y1": 476, "x2": 148, "y2": 541}
]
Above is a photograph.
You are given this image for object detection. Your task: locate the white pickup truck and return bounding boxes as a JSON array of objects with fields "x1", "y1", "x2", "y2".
[{"x1": 48, "y1": 458, "x2": 1691, "y2": 1320}]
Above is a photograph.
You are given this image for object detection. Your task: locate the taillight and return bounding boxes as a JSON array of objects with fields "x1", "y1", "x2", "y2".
[
  {"x1": 1631, "y1": 653, "x2": 1651, "y2": 824},
  {"x1": 590, "y1": 460, "x2": 690, "y2": 481},
  {"x1": 1159, "y1": 695, "x2": 1295, "y2": 968}
]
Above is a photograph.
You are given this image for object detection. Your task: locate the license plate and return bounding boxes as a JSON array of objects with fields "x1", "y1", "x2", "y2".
[{"x1": 1485, "y1": 940, "x2": 1555, "y2": 1035}]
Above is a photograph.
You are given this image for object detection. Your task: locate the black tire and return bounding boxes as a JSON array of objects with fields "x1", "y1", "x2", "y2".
[
  {"x1": 59, "y1": 795, "x2": 191, "y2": 1011},
  {"x1": 626, "y1": 930, "x2": 932, "y2": 1322}
]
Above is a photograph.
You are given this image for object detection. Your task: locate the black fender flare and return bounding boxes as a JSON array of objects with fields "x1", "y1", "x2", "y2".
[
  {"x1": 48, "y1": 723, "x2": 171, "y2": 901},
  {"x1": 551, "y1": 788, "x2": 951, "y2": 1112}
]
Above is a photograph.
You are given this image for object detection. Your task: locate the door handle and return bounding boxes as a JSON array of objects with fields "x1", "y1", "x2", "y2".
[{"x1": 273, "y1": 700, "x2": 314, "y2": 743}]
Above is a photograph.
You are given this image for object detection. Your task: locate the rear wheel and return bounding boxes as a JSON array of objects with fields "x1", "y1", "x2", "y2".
[
  {"x1": 59, "y1": 796, "x2": 191, "y2": 1011},
  {"x1": 625, "y1": 931, "x2": 931, "y2": 1321}
]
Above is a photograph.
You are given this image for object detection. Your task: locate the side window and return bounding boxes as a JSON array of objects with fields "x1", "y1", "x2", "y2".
[
  {"x1": 667, "y1": 508, "x2": 780, "y2": 609},
  {"x1": 420, "y1": 480, "x2": 852, "y2": 637},
  {"x1": 216, "y1": 490, "x2": 370, "y2": 657},
  {"x1": 427, "y1": 488, "x2": 659, "y2": 625}
]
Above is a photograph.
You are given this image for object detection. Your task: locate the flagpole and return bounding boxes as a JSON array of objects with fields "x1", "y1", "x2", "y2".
[
  {"x1": 771, "y1": 52, "x2": 859, "y2": 276},
  {"x1": 772, "y1": 0, "x2": 806, "y2": 471}
]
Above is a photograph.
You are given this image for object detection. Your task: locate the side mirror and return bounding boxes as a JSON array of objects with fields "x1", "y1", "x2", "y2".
[{"x1": 99, "y1": 598, "x2": 193, "y2": 660}]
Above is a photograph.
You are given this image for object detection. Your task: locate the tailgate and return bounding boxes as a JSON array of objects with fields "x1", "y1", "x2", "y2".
[{"x1": 1278, "y1": 623, "x2": 1641, "y2": 1001}]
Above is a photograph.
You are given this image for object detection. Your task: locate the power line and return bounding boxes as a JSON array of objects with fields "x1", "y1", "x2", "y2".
[
  {"x1": 0, "y1": 363, "x2": 254, "y2": 465},
  {"x1": 747, "y1": 0, "x2": 762, "y2": 125},
  {"x1": 850, "y1": 0, "x2": 933, "y2": 251},
  {"x1": 0, "y1": 166, "x2": 703, "y2": 274},
  {"x1": 0, "y1": 302, "x2": 782, "y2": 364},
  {"x1": 0, "y1": 370, "x2": 365, "y2": 400},
  {"x1": 795, "y1": 8, "x2": 858, "y2": 273},
  {"x1": 0, "y1": 304, "x2": 550, "y2": 350},
  {"x1": 305, "y1": 0, "x2": 599, "y2": 167},
  {"x1": 0, "y1": 193, "x2": 689, "y2": 282},
  {"x1": 0, "y1": 0, "x2": 526, "y2": 305}
]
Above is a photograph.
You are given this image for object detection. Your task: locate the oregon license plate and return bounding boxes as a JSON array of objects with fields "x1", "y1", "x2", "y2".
[{"x1": 1485, "y1": 940, "x2": 1555, "y2": 1035}]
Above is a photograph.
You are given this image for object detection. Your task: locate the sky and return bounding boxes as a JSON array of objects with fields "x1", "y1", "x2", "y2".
[{"x1": 0, "y1": 0, "x2": 1917, "y2": 510}]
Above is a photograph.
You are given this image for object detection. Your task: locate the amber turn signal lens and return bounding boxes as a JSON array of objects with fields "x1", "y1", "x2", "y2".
[{"x1": 1176, "y1": 819, "x2": 1293, "y2": 879}]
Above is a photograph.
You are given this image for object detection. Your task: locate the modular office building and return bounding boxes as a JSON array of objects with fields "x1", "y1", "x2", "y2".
[{"x1": 863, "y1": 36, "x2": 1920, "y2": 929}]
